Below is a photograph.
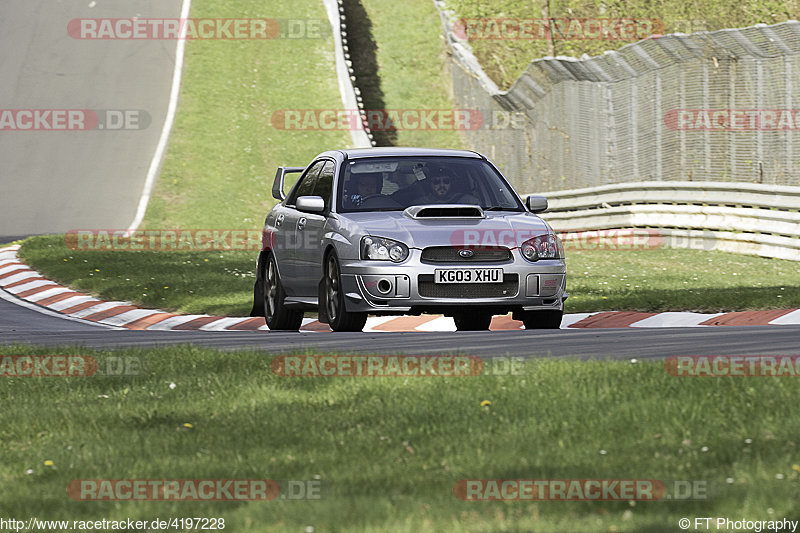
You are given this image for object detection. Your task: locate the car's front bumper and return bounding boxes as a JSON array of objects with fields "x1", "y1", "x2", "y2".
[{"x1": 337, "y1": 251, "x2": 566, "y2": 315}]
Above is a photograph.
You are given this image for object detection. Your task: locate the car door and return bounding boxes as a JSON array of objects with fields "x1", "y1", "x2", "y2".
[
  {"x1": 294, "y1": 159, "x2": 335, "y2": 297},
  {"x1": 279, "y1": 160, "x2": 324, "y2": 294}
]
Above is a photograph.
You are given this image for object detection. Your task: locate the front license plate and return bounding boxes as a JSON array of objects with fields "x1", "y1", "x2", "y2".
[{"x1": 434, "y1": 268, "x2": 503, "y2": 284}]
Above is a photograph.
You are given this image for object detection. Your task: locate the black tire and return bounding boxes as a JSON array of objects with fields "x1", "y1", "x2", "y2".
[
  {"x1": 264, "y1": 253, "x2": 303, "y2": 331},
  {"x1": 324, "y1": 253, "x2": 367, "y2": 332},
  {"x1": 453, "y1": 311, "x2": 493, "y2": 331},
  {"x1": 521, "y1": 310, "x2": 563, "y2": 329}
]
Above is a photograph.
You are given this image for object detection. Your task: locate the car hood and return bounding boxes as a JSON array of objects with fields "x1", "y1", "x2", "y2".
[{"x1": 336, "y1": 210, "x2": 552, "y2": 249}]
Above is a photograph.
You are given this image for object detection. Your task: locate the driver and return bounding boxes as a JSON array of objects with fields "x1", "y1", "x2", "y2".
[{"x1": 350, "y1": 172, "x2": 382, "y2": 207}]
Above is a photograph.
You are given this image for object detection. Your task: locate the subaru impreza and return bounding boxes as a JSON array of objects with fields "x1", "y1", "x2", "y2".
[{"x1": 250, "y1": 147, "x2": 566, "y2": 331}]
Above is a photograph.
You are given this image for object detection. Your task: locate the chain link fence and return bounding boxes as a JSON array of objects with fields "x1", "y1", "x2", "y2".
[{"x1": 434, "y1": 2, "x2": 800, "y2": 193}]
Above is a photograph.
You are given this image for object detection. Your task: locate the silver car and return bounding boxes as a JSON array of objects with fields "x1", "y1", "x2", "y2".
[{"x1": 250, "y1": 147, "x2": 567, "y2": 331}]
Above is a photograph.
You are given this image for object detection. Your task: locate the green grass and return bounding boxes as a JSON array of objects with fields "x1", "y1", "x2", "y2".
[
  {"x1": 142, "y1": 0, "x2": 465, "y2": 231},
  {"x1": 566, "y1": 248, "x2": 800, "y2": 312},
  {"x1": 2, "y1": 345, "x2": 800, "y2": 531},
  {"x1": 18, "y1": 236, "x2": 255, "y2": 316},
  {"x1": 349, "y1": 0, "x2": 466, "y2": 148},
  {"x1": 444, "y1": 0, "x2": 800, "y2": 89},
  {"x1": 18, "y1": 235, "x2": 800, "y2": 316},
  {"x1": 142, "y1": 0, "x2": 351, "y2": 229}
]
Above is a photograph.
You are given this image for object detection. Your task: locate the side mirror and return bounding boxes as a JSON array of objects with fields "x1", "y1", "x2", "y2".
[
  {"x1": 272, "y1": 166, "x2": 305, "y2": 200},
  {"x1": 526, "y1": 195, "x2": 548, "y2": 213},
  {"x1": 296, "y1": 196, "x2": 325, "y2": 213}
]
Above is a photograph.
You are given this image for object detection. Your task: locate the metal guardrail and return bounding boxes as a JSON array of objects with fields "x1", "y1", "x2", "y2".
[{"x1": 537, "y1": 182, "x2": 800, "y2": 260}]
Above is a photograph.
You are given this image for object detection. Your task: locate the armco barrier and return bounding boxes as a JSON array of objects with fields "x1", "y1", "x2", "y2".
[{"x1": 537, "y1": 181, "x2": 800, "y2": 260}]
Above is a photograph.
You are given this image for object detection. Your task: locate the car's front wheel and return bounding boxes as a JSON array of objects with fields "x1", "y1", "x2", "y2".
[
  {"x1": 324, "y1": 253, "x2": 367, "y2": 332},
  {"x1": 520, "y1": 309, "x2": 563, "y2": 329},
  {"x1": 264, "y1": 253, "x2": 303, "y2": 331},
  {"x1": 453, "y1": 311, "x2": 492, "y2": 331}
]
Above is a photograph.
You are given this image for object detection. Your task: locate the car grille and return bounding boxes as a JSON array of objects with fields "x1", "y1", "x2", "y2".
[
  {"x1": 417, "y1": 274, "x2": 519, "y2": 298},
  {"x1": 420, "y1": 246, "x2": 512, "y2": 263}
]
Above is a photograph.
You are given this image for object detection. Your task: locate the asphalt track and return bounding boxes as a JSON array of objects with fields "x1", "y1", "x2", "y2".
[
  {"x1": 2, "y1": 293, "x2": 800, "y2": 357},
  {"x1": 3, "y1": 247, "x2": 800, "y2": 358},
  {"x1": 0, "y1": 0, "x2": 182, "y2": 238}
]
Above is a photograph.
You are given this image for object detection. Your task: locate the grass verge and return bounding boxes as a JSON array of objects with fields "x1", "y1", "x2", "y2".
[
  {"x1": 141, "y1": 0, "x2": 351, "y2": 230},
  {"x1": 346, "y1": 0, "x2": 466, "y2": 148},
  {"x1": 142, "y1": 0, "x2": 465, "y2": 231},
  {"x1": 17, "y1": 235, "x2": 800, "y2": 316},
  {"x1": 566, "y1": 248, "x2": 800, "y2": 312},
  {"x1": 1, "y1": 345, "x2": 798, "y2": 532},
  {"x1": 18, "y1": 236, "x2": 255, "y2": 317}
]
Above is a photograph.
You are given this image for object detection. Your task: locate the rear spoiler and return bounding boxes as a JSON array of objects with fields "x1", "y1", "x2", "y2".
[{"x1": 272, "y1": 166, "x2": 305, "y2": 201}]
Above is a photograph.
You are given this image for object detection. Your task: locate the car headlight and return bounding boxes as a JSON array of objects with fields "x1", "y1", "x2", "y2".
[
  {"x1": 361, "y1": 236, "x2": 409, "y2": 263},
  {"x1": 520, "y1": 233, "x2": 563, "y2": 261}
]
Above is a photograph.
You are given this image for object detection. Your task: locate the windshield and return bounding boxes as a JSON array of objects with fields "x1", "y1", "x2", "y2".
[{"x1": 337, "y1": 156, "x2": 525, "y2": 213}]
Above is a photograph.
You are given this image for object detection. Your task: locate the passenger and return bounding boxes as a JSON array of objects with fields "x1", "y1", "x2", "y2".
[{"x1": 423, "y1": 167, "x2": 480, "y2": 205}]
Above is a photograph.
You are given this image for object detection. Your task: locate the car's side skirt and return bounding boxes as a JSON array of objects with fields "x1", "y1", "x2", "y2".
[{"x1": 283, "y1": 296, "x2": 318, "y2": 311}]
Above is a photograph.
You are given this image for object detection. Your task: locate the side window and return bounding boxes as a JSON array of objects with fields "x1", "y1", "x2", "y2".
[
  {"x1": 313, "y1": 161, "x2": 335, "y2": 210},
  {"x1": 286, "y1": 160, "x2": 324, "y2": 205}
]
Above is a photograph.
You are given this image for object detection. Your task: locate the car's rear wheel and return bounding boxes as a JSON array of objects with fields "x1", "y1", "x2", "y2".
[
  {"x1": 521, "y1": 310, "x2": 563, "y2": 329},
  {"x1": 324, "y1": 253, "x2": 367, "y2": 332},
  {"x1": 453, "y1": 311, "x2": 492, "y2": 331},
  {"x1": 264, "y1": 253, "x2": 303, "y2": 331}
]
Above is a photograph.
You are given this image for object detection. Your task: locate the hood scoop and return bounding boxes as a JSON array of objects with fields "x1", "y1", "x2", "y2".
[{"x1": 404, "y1": 204, "x2": 485, "y2": 219}]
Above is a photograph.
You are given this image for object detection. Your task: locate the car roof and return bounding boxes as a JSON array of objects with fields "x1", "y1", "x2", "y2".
[{"x1": 319, "y1": 147, "x2": 485, "y2": 160}]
